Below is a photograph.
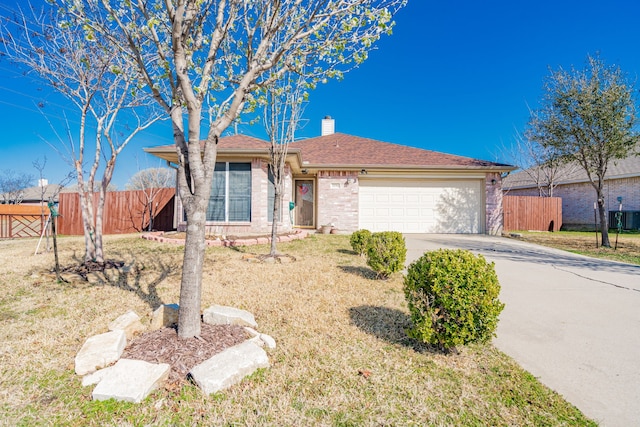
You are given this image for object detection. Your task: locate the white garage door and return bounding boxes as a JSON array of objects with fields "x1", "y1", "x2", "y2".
[{"x1": 358, "y1": 179, "x2": 483, "y2": 233}]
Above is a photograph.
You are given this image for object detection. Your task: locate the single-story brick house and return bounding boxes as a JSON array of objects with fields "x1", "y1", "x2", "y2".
[
  {"x1": 145, "y1": 117, "x2": 515, "y2": 235},
  {"x1": 502, "y1": 155, "x2": 640, "y2": 230}
]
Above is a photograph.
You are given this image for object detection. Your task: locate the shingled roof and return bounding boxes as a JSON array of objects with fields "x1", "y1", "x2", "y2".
[
  {"x1": 290, "y1": 133, "x2": 511, "y2": 170},
  {"x1": 145, "y1": 132, "x2": 514, "y2": 171}
]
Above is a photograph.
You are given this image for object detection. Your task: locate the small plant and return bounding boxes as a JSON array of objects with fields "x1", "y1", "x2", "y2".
[
  {"x1": 350, "y1": 229, "x2": 372, "y2": 256},
  {"x1": 365, "y1": 231, "x2": 406, "y2": 279},
  {"x1": 403, "y1": 249, "x2": 504, "y2": 352}
]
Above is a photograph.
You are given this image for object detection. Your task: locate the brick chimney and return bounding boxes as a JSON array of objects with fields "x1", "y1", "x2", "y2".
[{"x1": 321, "y1": 116, "x2": 335, "y2": 136}]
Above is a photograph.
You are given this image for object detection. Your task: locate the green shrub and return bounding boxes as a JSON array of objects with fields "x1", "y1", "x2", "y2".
[
  {"x1": 366, "y1": 231, "x2": 406, "y2": 279},
  {"x1": 350, "y1": 229, "x2": 372, "y2": 256},
  {"x1": 403, "y1": 249, "x2": 504, "y2": 351}
]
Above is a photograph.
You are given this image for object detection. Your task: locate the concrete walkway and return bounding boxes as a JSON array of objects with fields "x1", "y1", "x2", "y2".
[{"x1": 404, "y1": 234, "x2": 640, "y2": 427}]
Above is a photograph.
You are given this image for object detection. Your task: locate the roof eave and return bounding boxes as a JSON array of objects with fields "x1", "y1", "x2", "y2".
[
  {"x1": 143, "y1": 146, "x2": 305, "y2": 171},
  {"x1": 298, "y1": 163, "x2": 517, "y2": 173}
]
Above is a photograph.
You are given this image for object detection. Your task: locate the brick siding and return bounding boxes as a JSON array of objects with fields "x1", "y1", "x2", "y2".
[
  {"x1": 485, "y1": 172, "x2": 503, "y2": 235},
  {"x1": 316, "y1": 170, "x2": 359, "y2": 232}
]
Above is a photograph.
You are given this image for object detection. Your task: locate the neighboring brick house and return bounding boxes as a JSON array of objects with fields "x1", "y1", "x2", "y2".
[
  {"x1": 146, "y1": 117, "x2": 515, "y2": 235},
  {"x1": 503, "y1": 155, "x2": 640, "y2": 230}
]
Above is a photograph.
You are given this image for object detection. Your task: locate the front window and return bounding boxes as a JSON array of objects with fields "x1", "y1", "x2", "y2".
[{"x1": 206, "y1": 162, "x2": 251, "y2": 222}]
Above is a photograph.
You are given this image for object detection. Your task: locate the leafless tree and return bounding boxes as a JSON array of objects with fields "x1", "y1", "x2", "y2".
[
  {"x1": 32, "y1": 156, "x2": 75, "y2": 253},
  {"x1": 0, "y1": 169, "x2": 33, "y2": 204},
  {"x1": 32, "y1": 157, "x2": 48, "y2": 207},
  {"x1": 263, "y1": 72, "x2": 307, "y2": 257},
  {"x1": 126, "y1": 167, "x2": 176, "y2": 231},
  {"x1": 502, "y1": 130, "x2": 579, "y2": 197},
  {"x1": 1, "y1": 3, "x2": 163, "y2": 263}
]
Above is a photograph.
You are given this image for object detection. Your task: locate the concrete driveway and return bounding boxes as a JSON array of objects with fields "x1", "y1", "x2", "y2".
[{"x1": 404, "y1": 234, "x2": 640, "y2": 427}]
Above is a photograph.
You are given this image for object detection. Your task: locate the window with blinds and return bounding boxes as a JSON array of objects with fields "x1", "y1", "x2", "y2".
[{"x1": 206, "y1": 162, "x2": 251, "y2": 222}]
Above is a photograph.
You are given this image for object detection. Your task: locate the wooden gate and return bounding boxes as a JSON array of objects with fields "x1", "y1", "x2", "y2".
[
  {"x1": 0, "y1": 205, "x2": 48, "y2": 238},
  {"x1": 503, "y1": 196, "x2": 563, "y2": 232}
]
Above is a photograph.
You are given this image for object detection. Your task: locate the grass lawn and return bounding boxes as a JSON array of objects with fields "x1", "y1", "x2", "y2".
[
  {"x1": 513, "y1": 230, "x2": 640, "y2": 266},
  {"x1": 0, "y1": 234, "x2": 595, "y2": 426}
]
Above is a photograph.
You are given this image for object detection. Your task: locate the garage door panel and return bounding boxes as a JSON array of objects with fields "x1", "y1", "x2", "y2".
[
  {"x1": 359, "y1": 179, "x2": 482, "y2": 234},
  {"x1": 360, "y1": 193, "x2": 375, "y2": 203},
  {"x1": 421, "y1": 195, "x2": 435, "y2": 203}
]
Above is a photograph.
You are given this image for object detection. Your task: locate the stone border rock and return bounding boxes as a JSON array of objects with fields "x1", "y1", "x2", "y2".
[
  {"x1": 141, "y1": 229, "x2": 309, "y2": 247},
  {"x1": 75, "y1": 305, "x2": 275, "y2": 403}
]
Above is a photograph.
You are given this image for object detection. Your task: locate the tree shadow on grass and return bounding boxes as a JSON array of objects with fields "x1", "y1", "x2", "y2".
[
  {"x1": 337, "y1": 248, "x2": 357, "y2": 255},
  {"x1": 338, "y1": 265, "x2": 377, "y2": 279},
  {"x1": 348, "y1": 305, "x2": 439, "y2": 354},
  {"x1": 67, "y1": 251, "x2": 179, "y2": 310}
]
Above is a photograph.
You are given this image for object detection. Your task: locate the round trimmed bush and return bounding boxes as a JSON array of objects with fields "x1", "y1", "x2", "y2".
[
  {"x1": 350, "y1": 229, "x2": 372, "y2": 256},
  {"x1": 403, "y1": 249, "x2": 504, "y2": 351},
  {"x1": 366, "y1": 231, "x2": 406, "y2": 279}
]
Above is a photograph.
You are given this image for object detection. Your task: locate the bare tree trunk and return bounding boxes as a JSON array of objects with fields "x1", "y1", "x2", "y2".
[
  {"x1": 270, "y1": 189, "x2": 282, "y2": 256},
  {"x1": 147, "y1": 200, "x2": 154, "y2": 232},
  {"x1": 178, "y1": 197, "x2": 207, "y2": 338},
  {"x1": 597, "y1": 196, "x2": 610, "y2": 248},
  {"x1": 93, "y1": 163, "x2": 115, "y2": 264},
  {"x1": 79, "y1": 190, "x2": 97, "y2": 262},
  {"x1": 94, "y1": 187, "x2": 106, "y2": 264},
  {"x1": 592, "y1": 176, "x2": 611, "y2": 248},
  {"x1": 94, "y1": 186, "x2": 106, "y2": 264}
]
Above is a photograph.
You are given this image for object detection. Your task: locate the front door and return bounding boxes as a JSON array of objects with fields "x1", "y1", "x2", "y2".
[{"x1": 294, "y1": 180, "x2": 315, "y2": 227}]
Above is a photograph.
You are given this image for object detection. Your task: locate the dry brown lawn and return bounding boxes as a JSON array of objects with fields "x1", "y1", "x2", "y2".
[
  {"x1": 0, "y1": 234, "x2": 595, "y2": 426},
  {"x1": 515, "y1": 230, "x2": 640, "y2": 265}
]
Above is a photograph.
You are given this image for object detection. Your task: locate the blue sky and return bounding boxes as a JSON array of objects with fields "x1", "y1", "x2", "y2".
[{"x1": 2, "y1": 0, "x2": 640, "y2": 189}]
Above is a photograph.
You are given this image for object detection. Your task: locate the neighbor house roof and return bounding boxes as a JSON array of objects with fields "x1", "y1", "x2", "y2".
[
  {"x1": 0, "y1": 183, "x2": 62, "y2": 204},
  {"x1": 503, "y1": 155, "x2": 640, "y2": 190},
  {"x1": 145, "y1": 133, "x2": 514, "y2": 173}
]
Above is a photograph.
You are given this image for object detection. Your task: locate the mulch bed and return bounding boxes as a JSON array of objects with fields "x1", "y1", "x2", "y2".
[{"x1": 121, "y1": 323, "x2": 249, "y2": 387}]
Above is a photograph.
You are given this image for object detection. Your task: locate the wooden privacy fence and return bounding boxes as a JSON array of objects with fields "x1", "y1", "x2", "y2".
[
  {"x1": 0, "y1": 204, "x2": 49, "y2": 238},
  {"x1": 58, "y1": 188, "x2": 176, "y2": 235},
  {"x1": 503, "y1": 196, "x2": 563, "y2": 232}
]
